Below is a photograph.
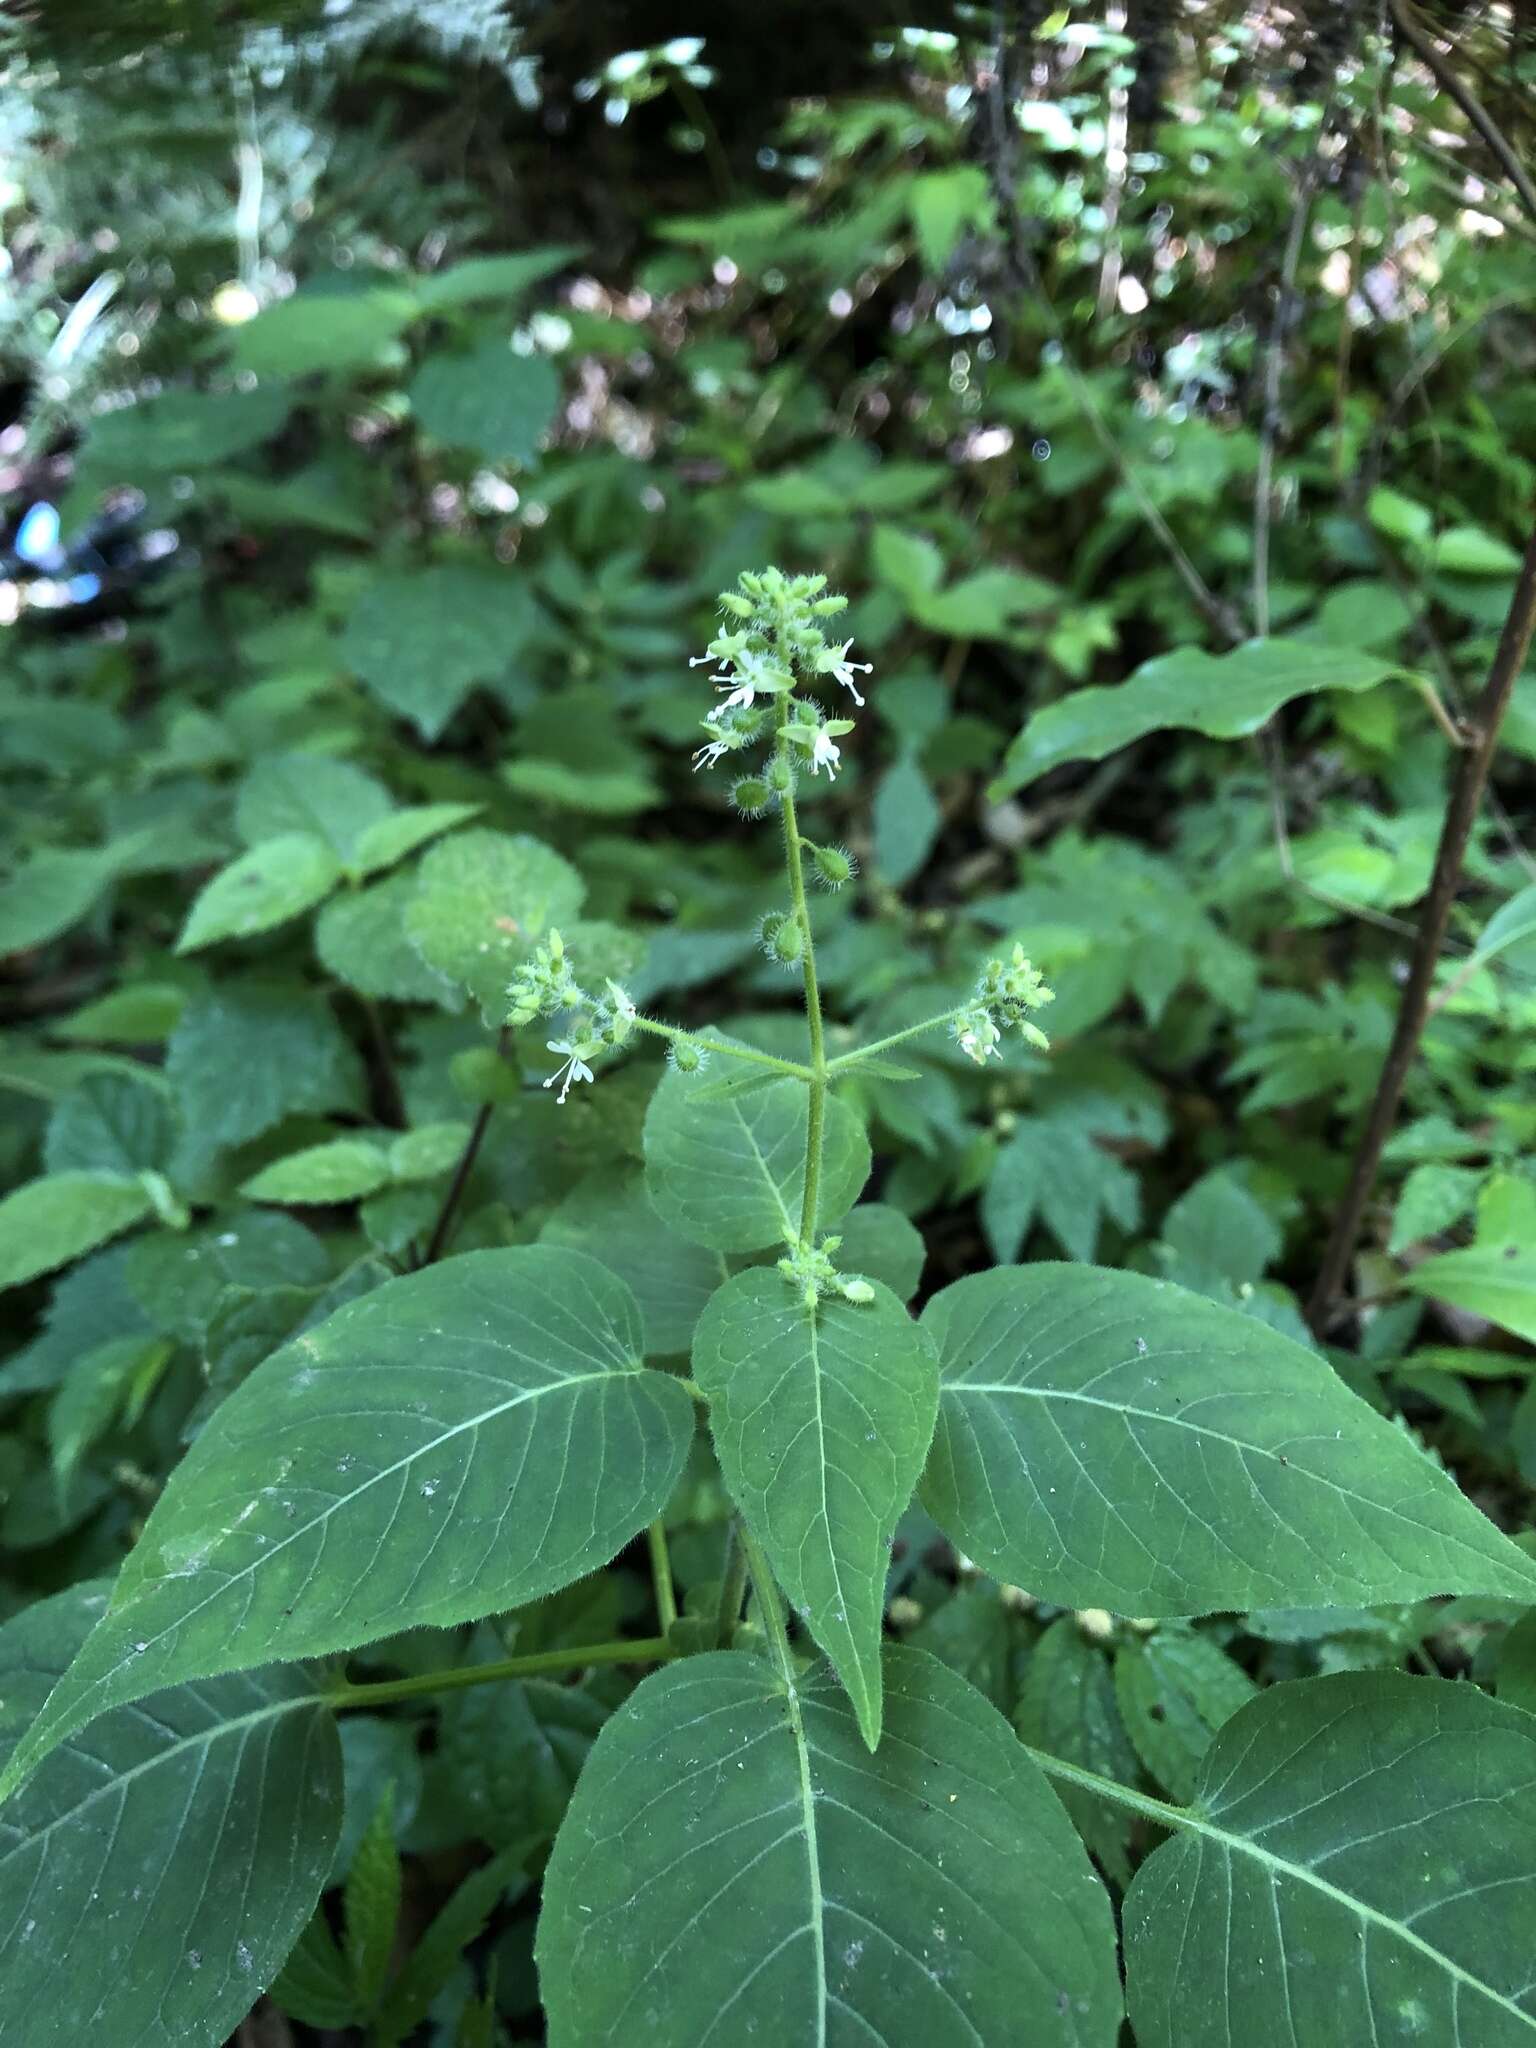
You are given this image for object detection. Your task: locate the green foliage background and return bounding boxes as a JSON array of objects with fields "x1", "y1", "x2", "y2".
[{"x1": 2, "y1": 3, "x2": 1535, "y2": 2043}]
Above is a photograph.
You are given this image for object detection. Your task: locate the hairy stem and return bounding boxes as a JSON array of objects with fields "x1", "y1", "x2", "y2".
[
  {"x1": 776, "y1": 704, "x2": 828, "y2": 1244},
  {"x1": 714, "y1": 1520, "x2": 750, "y2": 1648},
  {"x1": 828, "y1": 1006, "x2": 963, "y2": 1072},
  {"x1": 1018, "y1": 1744, "x2": 1187, "y2": 1833},
  {"x1": 325, "y1": 1636, "x2": 675, "y2": 1711},
  {"x1": 632, "y1": 1014, "x2": 813, "y2": 1080},
  {"x1": 647, "y1": 1520, "x2": 678, "y2": 1634},
  {"x1": 1307, "y1": 520, "x2": 1536, "y2": 1333},
  {"x1": 740, "y1": 1524, "x2": 794, "y2": 1670}
]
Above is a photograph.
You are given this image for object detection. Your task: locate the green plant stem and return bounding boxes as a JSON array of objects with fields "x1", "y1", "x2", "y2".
[
  {"x1": 739, "y1": 1524, "x2": 793, "y2": 1668},
  {"x1": 647, "y1": 1519, "x2": 678, "y2": 1634},
  {"x1": 632, "y1": 1015, "x2": 812, "y2": 1080},
  {"x1": 827, "y1": 1006, "x2": 963, "y2": 1072},
  {"x1": 324, "y1": 1637, "x2": 675, "y2": 1712},
  {"x1": 714, "y1": 1520, "x2": 749, "y2": 1648},
  {"x1": 775, "y1": 706, "x2": 828, "y2": 1244},
  {"x1": 1018, "y1": 1744, "x2": 1187, "y2": 1833}
]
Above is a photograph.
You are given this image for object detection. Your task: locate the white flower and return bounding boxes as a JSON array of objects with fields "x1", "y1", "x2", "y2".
[
  {"x1": 543, "y1": 1039, "x2": 595, "y2": 1104},
  {"x1": 716, "y1": 673, "x2": 757, "y2": 711},
  {"x1": 822, "y1": 640, "x2": 872, "y2": 706},
  {"x1": 692, "y1": 738, "x2": 732, "y2": 772},
  {"x1": 955, "y1": 1007, "x2": 1002, "y2": 1066},
  {"x1": 810, "y1": 729, "x2": 841, "y2": 779}
]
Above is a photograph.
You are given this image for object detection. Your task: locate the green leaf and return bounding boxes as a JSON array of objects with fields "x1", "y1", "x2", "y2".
[
  {"x1": 409, "y1": 343, "x2": 560, "y2": 463},
  {"x1": 540, "y1": 1166, "x2": 725, "y2": 1355},
  {"x1": 0, "y1": 847, "x2": 114, "y2": 954},
  {"x1": 387, "y1": 1121, "x2": 470, "y2": 1182},
  {"x1": 345, "y1": 1787, "x2": 402, "y2": 2015},
  {"x1": 643, "y1": 1051, "x2": 870, "y2": 1252},
  {"x1": 0, "y1": 1581, "x2": 342, "y2": 2048},
  {"x1": 81, "y1": 386, "x2": 292, "y2": 473},
  {"x1": 1015, "y1": 1616, "x2": 1141, "y2": 1885},
  {"x1": 693, "y1": 1271, "x2": 938, "y2": 1747},
  {"x1": 537, "y1": 1645, "x2": 1122, "y2": 2046},
  {"x1": 1112, "y1": 1626, "x2": 1256, "y2": 1803},
  {"x1": 272, "y1": 1911, "x2": 359, "y2": 2030},
  {"x1": 0, "y1": 1172, "x2": 155, "y2": 1292},
  {"x1": 834, "y1": 1201, "x2": 926, "y2": 1301},
  {"x1": 241, "y1": 1137, "x2": 394, "y2": 1205},
  {"x1": 316, "y1": 872, "x2": 459, "y2": 1004},
  {"x1": 0, "y1": 1248, "x2": 692, "y2": 1798},
  {"x1": 920, "y1": 1264, "x2": 1536, "y2": 1616},
  {"x1": 45, "y1": 1071, "x2": 176, "y2": 1177},
  {"x1": 873, "y1": 753, "x2": 942, "y2": 887},
  {"x1": 435, "y1": 1676, "x2": 605, "y2": 1847},
  {"x1": 908, "y1": 163, "x2": 995, "y2": 269},
  {"x1": 340, "y1": 566, "x2": 539, "y2": 739},
  {"x1": 993, "y1": 639, "x2": 1393, "y2": 796},
  {"x1": 1428, "y1": 524, "x2": 1524, "y2": 575},
  {"x1": 50, "y1": 1333, "x2": 172, "y2": 1482},
  {"x1": 1123, "y1": 1673, "x2": 1536, "y2": 2046},
  {"x1": 229, "y1": 286, "x2": 417, "y2": 376},
  {"x1": 376, "y1": 1843, "x2": 528, "y2": 2047},
  {"x1": 236, "y1": 754, "x2": 394, "y2": 860},
  {"x1": 413, "y1": 245, "x2": 582, "y2": 310},
  {"x1": 166, "y1": 983, "x2": 365, "y2": 1153},
  {"x1": 405, "y1": 827, "x2": 585, "y2": 1021},
  {"x1": 351, "y1": 802, "x2": 481, "y2": 878},
  {"x1": 1406, "y1": 1243, "x2": 1536, "y2": 1344},
  {"x1": 1389, "y1": 1163, "x2": 1483, "y2": 1255},
  {"x1": 177, "y1": 833, "x2": 342, "y2": 951},
  {"x1": 52, "y1": 981, "x2": 187, "y2": 1044}
]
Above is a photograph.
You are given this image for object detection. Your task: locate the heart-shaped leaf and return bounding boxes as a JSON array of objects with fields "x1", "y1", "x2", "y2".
[{"x1": 538, "y1": 1645, "x2": 1121, "y2": 2046}]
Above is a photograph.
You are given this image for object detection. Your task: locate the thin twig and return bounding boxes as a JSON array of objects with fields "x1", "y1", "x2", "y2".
[
  {"x1": 421, "y1": 1025, "x2": 507, "y2": 1265},
  {"x1": 1389, "y1": 0, "x2": 1536, "y2": 227},
  {"x1": 978, "y1": 30, "x2": 1245, "y2": 647},
  {"x1": 1253, "y1": 159, "x2": 1319, "y2": 638},
  {"x1": 1306, "y1": 520, "x2": 1536, "y2": 1334}
]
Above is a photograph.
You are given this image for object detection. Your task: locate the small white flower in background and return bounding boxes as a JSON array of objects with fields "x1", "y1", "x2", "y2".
[
  {"x1": 820, "y1": 640, "x2": 872, "y2": 706},
  {"x1": 544, "y1": 1039, "x2": 595, "y2": 1104},
  {"x1": 810, "y1": 729, "x2": 841, "y2": 779}
]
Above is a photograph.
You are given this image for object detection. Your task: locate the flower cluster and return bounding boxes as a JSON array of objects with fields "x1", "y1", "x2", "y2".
[
  {"x1": 506, "y1": 933, "x2": 637, "y2": 1104},
  {"x1": 952, "y1": 945, "x2": 1055, "y2": 1067},
  {"x1": 777, "y1": 1234, "x2": 876, "y2": 1313},
  {"x1": 689, "y1": 567, "x2": 870, "y2": 788}
]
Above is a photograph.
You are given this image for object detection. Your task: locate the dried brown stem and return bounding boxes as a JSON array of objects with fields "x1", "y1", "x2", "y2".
[{"x1": 1306, "y1": 521, "x2": 1536, "y2": 1334}]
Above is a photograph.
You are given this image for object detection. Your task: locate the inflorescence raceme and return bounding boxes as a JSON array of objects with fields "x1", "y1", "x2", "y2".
[{"x1": 504, "y1": 567, "x2": 1053, "y2": 1309}]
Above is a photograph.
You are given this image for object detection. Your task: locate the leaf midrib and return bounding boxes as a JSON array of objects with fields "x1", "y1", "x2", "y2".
[
  {"x1": 1025, "y1": 1744, "x2": 1536, "y2": 2034},
  {"x1": 0, "y1": 1690, "x2": 310, "y2": 1876},
  {"x1": 4, "y1": 1364, "x2": 626, "y2": 1793}
]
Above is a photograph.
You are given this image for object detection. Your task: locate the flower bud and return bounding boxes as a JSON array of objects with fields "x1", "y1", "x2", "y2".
[
  {"x1": 731, "y1": 775, "x2": 771, "y2": 816},
  {"x1": 810, "y1": 842, "x2": 856, "y2": 890},
  {"x1": 840, "y1": 1277, "x2": 875, "y2": 1304},
  {"x1": 669, "y1": 1040, "x2": 704, "y2": 1074},
  {"x1": 766, "y1": 755, "x2": 794, "y2": 795},
  {"x1": 763, "y1": 912, "x2": 803, "y2": 967}
]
